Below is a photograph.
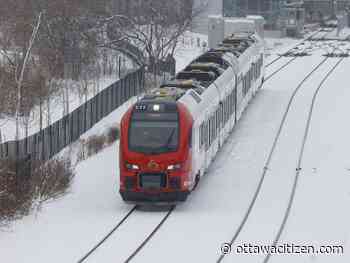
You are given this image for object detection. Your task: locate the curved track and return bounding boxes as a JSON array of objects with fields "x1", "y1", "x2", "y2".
[
  {"x1": 217, "y1": 31, "x2": 349, "y2": 260},
  {"x1": 77, "y1": 206, "x2": 137, "y2": 263},
  {"x1": 265, "y1": 29, "x2": 322, "y2": 68},
  {"x1": 216, "y1": 55, "x2": 330, "y2": 263},
  {"x1": 77, "y1": 205, "x2": 175, "y2": 263},
  {"x1": 78, "y1": 31, "x2": 346, "y2": 263},
  {"x1": 124, "y1": 206, "x2": 175, "y2": 262},
  {"x1": 262, "y1": 57, "x2": 345, "y2": 263}
]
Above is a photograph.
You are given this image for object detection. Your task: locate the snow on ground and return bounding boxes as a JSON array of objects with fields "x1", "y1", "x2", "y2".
[
  {"x1": 0, "y1": 55, "x2": 133, "y2": 143},
  {"x1": 0, "y1": 101, "x2": 134, "y2": 262},
  {"x1": 271, "y1": 56, "x2": 350, "y2": 263},
  {"x1": 133, "y1": 49, "x2": 349, "y2": 263},
  {"x1": 2, "y1": 30, "x2": 350, "y2": 263}
]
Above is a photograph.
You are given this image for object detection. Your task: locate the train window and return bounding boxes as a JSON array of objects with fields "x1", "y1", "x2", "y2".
[
  {"x1": 189, "y1": 90, "x2": 202, "y2": 104},
  {"x1": 211, "y1": 116, "x2": 213, "y2": 142},
  {"x1": 220, "y1": 103, "x2": 223, "y2": 127},
  {"x1": 252, "y1": 64, "x2": 255, "y2": 80},
  {"x1": 249, "y1": 70, "x2": 252, "y2": 88},
  {"x1": 225, "y1": 98, "x2": 228, "y2": 123},
  {"x1": 246, "y1": 74, "x2": 248, "y2": 93},
  {"x1": 211, "y1": 117, "x2": 214, "y2": 144},
  {"x1": 242, "y1": 77, "x2": 245, "y2": 95},
  {"x1": 204, "y1": 122, "x2": 207, "y2": 150},
  {"x1": 213, "y1": 115, "x2": 215, "y2": 140},
  {"x1": 199, "y1": 125, "x2": 202, "y2": 148},
  {"x1": 231, "y1": 92, "x2": 234, "y2": 115},
  {"x1": 217, "y1": 108, "x2": 220, "y2": 128},
  {"x1": 208, "y1": 119, "x2": 211, "y2": 146},
  {"x1": 215, "y1": 112, "x2": 218, "y2": 137},
  {"x1": 213, "y1": 115, "x2": 216, "y2": 140},
  {"x1": 231, "y1": 93, "x2": 235, "y2": 115},
  {"x1": 189, "y1": 129, "x2": 192, "y2": 148}
]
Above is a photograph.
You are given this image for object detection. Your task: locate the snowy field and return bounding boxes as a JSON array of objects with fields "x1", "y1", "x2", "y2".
[{"x1": 2, "y1": 30, "x2": 350, "y2": 263}]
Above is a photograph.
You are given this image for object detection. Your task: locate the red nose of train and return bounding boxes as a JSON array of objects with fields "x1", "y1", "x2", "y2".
[{"x1": 119, "y1": 100, "x2": 193, "y2": 204}]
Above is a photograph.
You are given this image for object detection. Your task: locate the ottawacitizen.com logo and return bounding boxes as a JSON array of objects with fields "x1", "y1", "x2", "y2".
[{"x1": 221, "y1": 242, "x2": 344, "y2": 256}]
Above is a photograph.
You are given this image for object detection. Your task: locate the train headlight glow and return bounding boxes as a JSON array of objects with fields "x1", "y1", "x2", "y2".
[
  {"x1": 153, "y1": 104, "x2": 160, "y2": 111},
  {"x1": 167, "y1": 164, "x2": 181, "y2": 170},
  {"x1": 125, "y1": 163, "x2": 139, "y2": 170}
]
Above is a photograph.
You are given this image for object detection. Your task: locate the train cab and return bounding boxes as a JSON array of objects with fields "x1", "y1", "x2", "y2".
[{"x1": 119, "y1": 98, "x2": 193, "y2": 204}]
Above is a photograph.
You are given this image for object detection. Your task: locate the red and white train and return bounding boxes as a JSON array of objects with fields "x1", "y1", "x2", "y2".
[{"x1": 119, "y1": 31, "x2": 265, "y2": 204}]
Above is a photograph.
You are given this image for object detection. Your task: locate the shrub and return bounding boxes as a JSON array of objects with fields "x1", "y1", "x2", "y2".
[
  {"x1": 30, "y1": 158, "x2": 75, "y2": 204},
  {"x1": 0, "y1": 159, "x2": 35, "y2": 224},
  {"x1": 0, "y1": 157, "x2": 75, "y2": 226},
  {"x1": 85, "y1": 135, "x2": 106, "y2": 156},
  {"x1": 106, "y1": 126, "x2": 120, "y2": 145}
]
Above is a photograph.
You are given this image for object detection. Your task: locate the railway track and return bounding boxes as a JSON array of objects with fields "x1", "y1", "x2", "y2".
[
  {"x1": 216, "y1": 56, "x2": 329, "y2": 263},
  {"x1": 265, "y1": 27, "x2": 338, "y2": 74},
  {"x1": 262, "y1": 56, "x2": 345, "y2": 263},
  {"x1": 211, "y1": 41, "x2": 335, "y2": 176},
  {"x1": 77, "y1": 205, "x2": 175, "y2": 263},
  {"x1": 124, "y1": 206, "x2": 175, "y2": 262},
  {"x1": 217, "y1": 37, "x2": 348, "y2": 261},
  {"x1": 77, "y1": 31, "x2": 345, "y2": 263},
  {"x1": 265, "y1": 29, "x2": 322, "y2": 68},
  {"x1": 264, "y1": 32, "x2": 329, "y2": 82}
]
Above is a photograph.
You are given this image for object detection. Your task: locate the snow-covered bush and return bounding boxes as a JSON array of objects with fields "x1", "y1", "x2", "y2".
[
  {"x1": 106, "y1": 126, "x2": 120, "y2": 145},
  {"x1": 85, "y1": 135, "x2": 107, "y2": 156},
  {"x1": 30, "y1": 158, "x2": 75, "y2": 204},
  {"x1": 0, "y1": 157, "x2": 75, "y2": 227}
]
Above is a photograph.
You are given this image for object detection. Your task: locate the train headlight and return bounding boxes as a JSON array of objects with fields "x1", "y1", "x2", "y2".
[
  {"x1": 167, "y1": 164, "x2": 182, "y2": 171},
  {"x1": 153, "y1": 104, "x2": 160, "y2": 111},
  {"x1": 289, "y1": 19, "x2": 295, "y2": 25},
  {"x1": 125, "y1": 163, "x2": 139, "y2": 170}
]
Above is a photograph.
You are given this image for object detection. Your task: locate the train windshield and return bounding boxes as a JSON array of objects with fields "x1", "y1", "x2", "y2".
[{"x1": 129, "y1": 120, "x2": 179, "y2": 154}]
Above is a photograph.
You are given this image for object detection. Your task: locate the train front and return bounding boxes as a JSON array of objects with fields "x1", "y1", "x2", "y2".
[{"x1": 119, "y1": 99, "x2": 193, "y2": 204}]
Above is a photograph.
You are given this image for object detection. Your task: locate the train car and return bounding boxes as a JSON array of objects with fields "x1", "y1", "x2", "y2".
[{"x1": 119, "y1": 31, "x2": 265, "y2": 204}]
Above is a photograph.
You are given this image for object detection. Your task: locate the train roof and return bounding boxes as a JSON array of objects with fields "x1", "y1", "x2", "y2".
[{"x1": 141, "y1": 33, "x2": 259, "y2": 103}]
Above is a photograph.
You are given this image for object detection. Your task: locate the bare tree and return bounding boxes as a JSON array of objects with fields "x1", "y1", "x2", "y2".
[
  {"x1": 103, "y1": 0, "x2": 202, "y2": 68},
  {"x1": 15, "y1": 12, "x2": 42, "y2": 140}
]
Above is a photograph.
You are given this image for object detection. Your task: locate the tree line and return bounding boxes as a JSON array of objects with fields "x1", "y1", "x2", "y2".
[{"x1": 0, "y1": 0, "x2": 199, "y2": 140}]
